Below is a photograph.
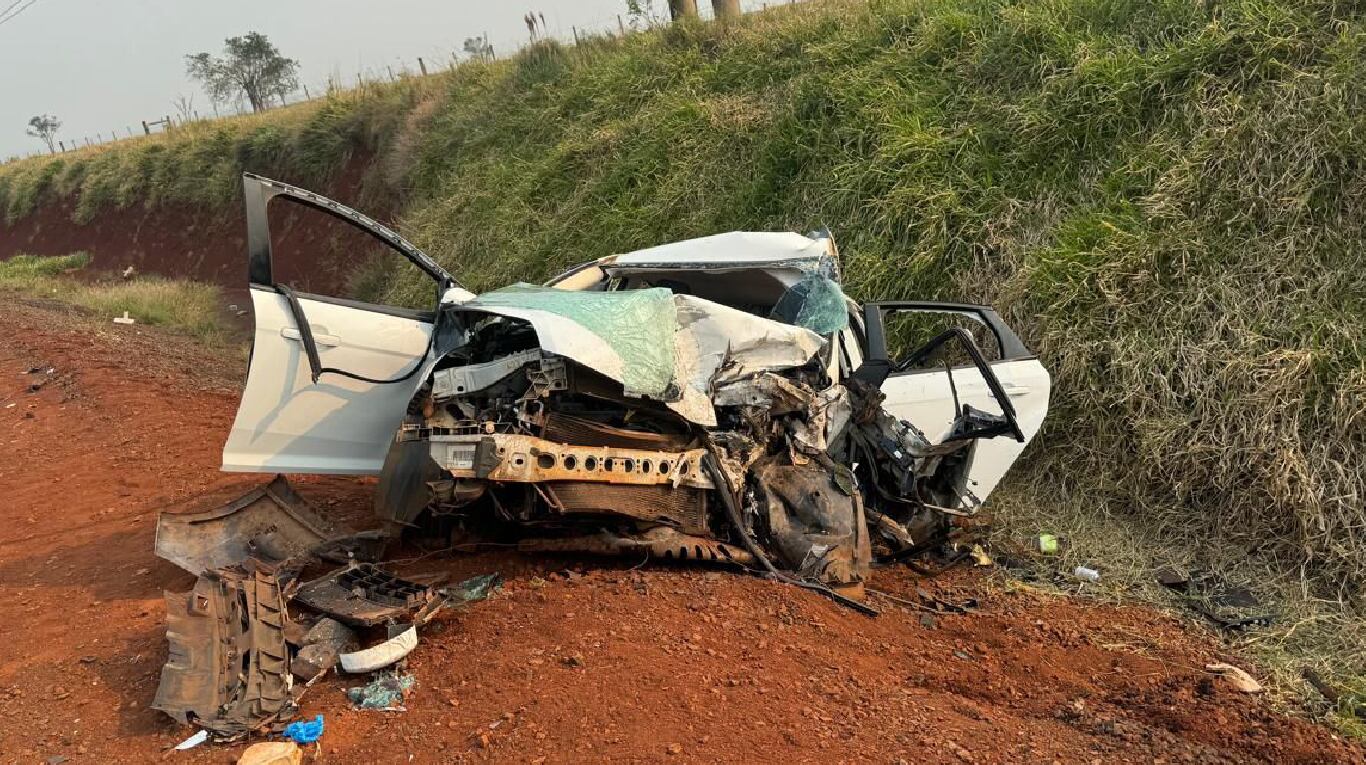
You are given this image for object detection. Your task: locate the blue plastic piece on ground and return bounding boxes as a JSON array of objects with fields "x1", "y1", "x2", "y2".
[{"x1": 283, "y1": 714, "x2": 324, "y2": 744}]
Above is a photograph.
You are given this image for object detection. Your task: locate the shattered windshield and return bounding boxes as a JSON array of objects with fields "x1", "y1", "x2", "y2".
[{"x1": 467, "y1": 284, "x2": 677, "y2": 398}]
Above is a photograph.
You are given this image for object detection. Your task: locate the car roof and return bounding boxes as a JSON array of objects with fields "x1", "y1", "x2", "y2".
[{"x1": 607, "y1": 231, "x2": 835, "y2": 269}]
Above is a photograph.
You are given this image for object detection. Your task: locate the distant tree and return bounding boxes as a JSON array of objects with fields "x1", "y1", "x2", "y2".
[
  {"x1": 186, "y1": 32, "x2": 299, "y2": 113},
  {"x1": 26, "y1": 114, "x2": 60, "y2": 153},
  {"x1": 462, "y1": 34, "x2": 494, "y2": 61},
  {"x1": 627, "y1": 0, "x2": 671, "y2": 28}
]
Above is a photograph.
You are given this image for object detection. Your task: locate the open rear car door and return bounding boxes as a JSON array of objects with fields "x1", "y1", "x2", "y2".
[
  {"x1": 221, "y1": 174, "x2": 457, "y2": 475},
  {"x1": 858, "y1": 302, "x2": 1050, "y2": 506}
]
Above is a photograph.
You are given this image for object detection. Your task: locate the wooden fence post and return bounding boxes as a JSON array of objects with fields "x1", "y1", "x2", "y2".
[
  {"x1": 58, "y1": 140, "x2": 65, "y2": 152},
  {"x1": 418, "y1": 57, "x2": 427, "y2": 76},
  {"x1": 712, "y1": 0, "x2": 741, "y2": 19},
  {"x1": 670, "y1": 0, "x2": 699, "y2": 19}
]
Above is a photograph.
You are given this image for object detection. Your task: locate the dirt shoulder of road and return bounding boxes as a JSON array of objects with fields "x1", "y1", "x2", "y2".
[{"x1": 0, "y1": 300, "x2": 1359, "y2": 764}]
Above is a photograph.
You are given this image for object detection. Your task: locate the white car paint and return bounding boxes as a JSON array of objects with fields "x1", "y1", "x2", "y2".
[
  {"x1": 878, "y1": 359, "x2": 1051, "y2": 505},
  {"x1": 609, "y1": 231, "x2": 835, "y2": 269},
  {"x1": 220, "y1": 288, "x2": 434, "y2": 475}
]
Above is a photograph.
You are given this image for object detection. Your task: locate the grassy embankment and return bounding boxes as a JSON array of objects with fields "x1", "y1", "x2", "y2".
[{"x1": 2, "y1": 0, "x2": 1364, "y2": 727}]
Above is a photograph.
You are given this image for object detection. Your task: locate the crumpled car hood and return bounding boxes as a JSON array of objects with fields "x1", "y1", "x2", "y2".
[{"x1": 442, "y1": 284, "x2": 827, "y2": 426}]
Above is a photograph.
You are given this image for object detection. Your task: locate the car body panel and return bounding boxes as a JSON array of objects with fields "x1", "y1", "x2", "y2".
[
  {"x1": 220, "y1": 287, "x2": 435, "y2": 474},
  {"x1": 607, "y1": 230, "x2": 836, "y2": 271},
  {"x1": 879, "y1": 359, "x2": 1051, "y2": 504},
  {"x1": 221, "y1": 174, "x2": 452, "y2": 476}
]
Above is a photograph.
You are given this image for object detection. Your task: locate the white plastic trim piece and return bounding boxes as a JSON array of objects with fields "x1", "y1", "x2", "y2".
[{"x1": 338, "y1": 627, "x2": 418, "y2": 673}]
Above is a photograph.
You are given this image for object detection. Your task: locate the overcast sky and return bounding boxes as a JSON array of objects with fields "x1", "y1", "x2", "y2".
[{"x1": 0, "y1": 0, "x2": 760, "y2": 159}]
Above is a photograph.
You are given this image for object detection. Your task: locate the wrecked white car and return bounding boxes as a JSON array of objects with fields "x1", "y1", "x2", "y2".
[{"x1": 221, "y1": 174, "x2": 1050, "y2": 599}]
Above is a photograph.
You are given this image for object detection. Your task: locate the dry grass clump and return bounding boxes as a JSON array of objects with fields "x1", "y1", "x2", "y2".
[{"x1": 0, "y1": 253, "x2": 226, "y2": 343}]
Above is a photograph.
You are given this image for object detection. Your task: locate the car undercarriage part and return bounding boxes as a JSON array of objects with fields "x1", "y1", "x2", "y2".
[
  {"x1": 754, "y1": 462, "x2": 870, "y2": 586},
  {"x1": 702, "y1": 454, "x2": 878, "y2": 616},
  {"x1": 429, "y1": 434, "x2": 712, "y2": 489},
  {"x1": 153, "y1": 563, "x2": 295, "y2": 738},
  {"x1": 155, "y1": 475, "x2": 347, "y2": 575},
  {"x1": 290, "y1": 618, "x2": 360, "y2": 681},
  {"x1": 294, "y1": 563, "x2": 436, "y2": 627},
  {"x1": 518, "y1": 525, "x2": 752, "y2": 563}
]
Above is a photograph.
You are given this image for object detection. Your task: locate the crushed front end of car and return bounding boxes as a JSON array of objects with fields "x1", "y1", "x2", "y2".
[{"x1": 378, "y1": 266, "x2": 1025, "y2": 601}]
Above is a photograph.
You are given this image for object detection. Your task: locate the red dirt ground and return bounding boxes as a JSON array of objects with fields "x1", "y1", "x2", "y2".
[{"x1": 0, "y1": 298, "x2": 1360, "y2": 764}]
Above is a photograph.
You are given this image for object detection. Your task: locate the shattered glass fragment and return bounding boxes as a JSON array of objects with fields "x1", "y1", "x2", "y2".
[
  {"x1": 347, "y1": 672, "x2": 416, "y2": 711},
  {"x1": 770, "y1": 273, "x2": 849, "y2": 334}
]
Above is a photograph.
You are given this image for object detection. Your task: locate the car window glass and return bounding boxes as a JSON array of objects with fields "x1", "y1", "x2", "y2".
[
  {"x1": 266, "y1": 196, "x2": 432, "y2": 309},
  {"x1": 882, "y1": 310, "x2": 1001, "y2": 370}
]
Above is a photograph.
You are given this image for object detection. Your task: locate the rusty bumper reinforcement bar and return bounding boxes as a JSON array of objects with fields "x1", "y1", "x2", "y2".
[{"x1": 429, "y1": 433, "x2": 713, "y2": 489}]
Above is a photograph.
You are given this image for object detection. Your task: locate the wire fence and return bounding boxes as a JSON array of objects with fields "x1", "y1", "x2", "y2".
[{"x1": 2, "y1": 0, "x2": 805, "y2": 166}]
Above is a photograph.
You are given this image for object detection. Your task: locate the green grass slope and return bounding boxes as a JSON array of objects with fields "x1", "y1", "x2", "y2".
[
  {"x1": 3, "y1": 0, "x2": 1363, "y2": 612},
  {"x1": 0, "y1": 77, "x2": 440, "y2": 225}
]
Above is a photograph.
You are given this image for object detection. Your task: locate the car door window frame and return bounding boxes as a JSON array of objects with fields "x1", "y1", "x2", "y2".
[
  {"x1": 244, "y1": 172, "x2": 456, "y2": 317},
  {"x1": 856, "y1": 300, "x2": 1032, "y2": 442},
  {"x1": 860, "y1": 301, "x2": 1034, "y2": 377},
  {"x1": 242, "y1": 173, "x2": 459, "y2": 383}
]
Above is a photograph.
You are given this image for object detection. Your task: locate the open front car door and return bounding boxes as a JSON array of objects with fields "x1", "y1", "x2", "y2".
[
  {"x1": 221, "y1": 174, "x2": 458, "y2": 475},
  {"x1": 855, "y1": 302, "x2": 1050, "y2": 508}
]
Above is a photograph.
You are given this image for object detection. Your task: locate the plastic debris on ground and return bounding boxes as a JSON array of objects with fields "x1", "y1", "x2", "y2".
[
  {"x1": 1073, "y1": 566, "x2": 1101, "y2": 583},
  {"x1": 1156, "y1": 567, "x2": 1276, "y2": 631},
  {"x1": 449, "y1": 572, "x2": 503, "y2": 604},
  {"x1": 282, "y1": 715, "x2": 324, "y2": 745},
  {"x1": 339, "y1": 626, "x2": 418, "y2": 673},
  {"x1": 347, "y1": 672, "x2": 416, "y2": 711},
  {"x1": 173, "y1": 730, "x2": 209, "y2": 750}
]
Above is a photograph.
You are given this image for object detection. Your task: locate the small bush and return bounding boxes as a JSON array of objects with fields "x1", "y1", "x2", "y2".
[{"x1": 0, "y1": 251, "x2": 92, "y2": 281}]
